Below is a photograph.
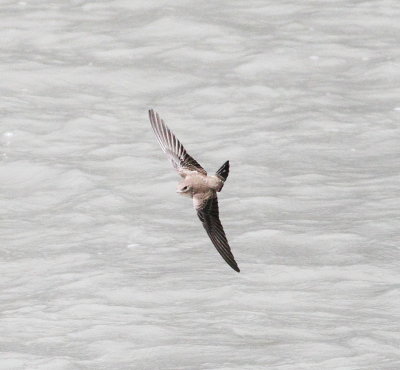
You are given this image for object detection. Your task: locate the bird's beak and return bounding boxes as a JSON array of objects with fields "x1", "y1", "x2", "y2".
[{"x1": 176, "y1": 189, "x2": 183, "y2": 193}]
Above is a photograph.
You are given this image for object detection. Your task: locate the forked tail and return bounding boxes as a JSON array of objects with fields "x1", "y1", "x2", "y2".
[{"x1": 216, "y1": 160, "x2": 229, "y2": 182}]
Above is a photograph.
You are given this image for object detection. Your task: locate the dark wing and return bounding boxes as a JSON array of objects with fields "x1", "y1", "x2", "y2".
[
  {"x1": 194, "y1": 195, "x2": 240, "y2": 272},
  {"x1": 148, "y1": 109, "x2": 207, "y2": 176}
]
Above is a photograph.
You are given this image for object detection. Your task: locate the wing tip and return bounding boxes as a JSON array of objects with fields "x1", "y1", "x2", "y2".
[
  {"x1": 231, "y1": 261, "x2": 240, "y2": 273},
  {"x1": 148, "y1": 109, "x2": 154, "y2": 122}
]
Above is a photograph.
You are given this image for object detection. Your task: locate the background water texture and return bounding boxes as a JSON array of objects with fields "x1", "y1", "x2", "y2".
[{"x1": 1, "y1": 1, "x2": 400, "y2": 369}]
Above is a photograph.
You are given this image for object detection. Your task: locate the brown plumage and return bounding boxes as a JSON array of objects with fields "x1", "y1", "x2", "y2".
[{"x1": 148, "y1": 109, "x2": 240, "y2": 272}]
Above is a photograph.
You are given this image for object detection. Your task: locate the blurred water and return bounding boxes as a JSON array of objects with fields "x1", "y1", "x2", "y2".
[{"x1": 1, "y1": 1, "x2": 400, "y2": 369}]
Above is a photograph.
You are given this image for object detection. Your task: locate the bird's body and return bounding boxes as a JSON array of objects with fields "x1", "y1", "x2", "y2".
[
  {"x1": 148, "y1": 109, "x2": 240, "y2": 272},
  {"x1": 177, "y1": 172, "x2": 223, "y2": 195}
]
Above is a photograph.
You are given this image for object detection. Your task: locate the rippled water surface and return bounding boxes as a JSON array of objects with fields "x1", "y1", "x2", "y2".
[{"x1": 1, "y1": 1, "x2": 400, "y2": 369}]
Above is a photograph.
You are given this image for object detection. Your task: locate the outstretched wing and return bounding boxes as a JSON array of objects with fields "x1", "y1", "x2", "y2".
[
  {"x1": 194, "y1": 194, "x2": 240, "y2": 272},
  {"x1": 148, "y1": 109, "x2": 207, "y2": 176}
]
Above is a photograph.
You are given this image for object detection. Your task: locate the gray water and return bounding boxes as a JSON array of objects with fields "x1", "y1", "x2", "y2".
[{"x1": 1, "y1": 1, "x2": 400, "y2": 369}]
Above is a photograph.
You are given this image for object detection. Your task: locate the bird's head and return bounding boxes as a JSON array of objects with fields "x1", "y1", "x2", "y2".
[{"x1": 176, "y1": 182, "x2": 192, "y2": 196}]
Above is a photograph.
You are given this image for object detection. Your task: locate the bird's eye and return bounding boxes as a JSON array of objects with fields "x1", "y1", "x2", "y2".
[{"x1": 182, "y1": 186, "x2": 188, "y2": 191}]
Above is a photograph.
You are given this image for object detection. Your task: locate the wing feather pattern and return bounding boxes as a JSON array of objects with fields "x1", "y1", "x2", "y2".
[
  {"x1": 195, "y1": 195, "x2": 240, "y2": 272},
  {"x1": 148, "y1": 109, "x2": 207, "y2": 176}
]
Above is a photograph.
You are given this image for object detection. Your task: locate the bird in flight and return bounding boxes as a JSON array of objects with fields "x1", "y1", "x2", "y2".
[{"x1": 148, "y1": 109, "x2": 240, "y2": 272}]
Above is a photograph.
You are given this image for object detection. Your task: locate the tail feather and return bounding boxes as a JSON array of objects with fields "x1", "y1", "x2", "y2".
[{"x1": 216, "y1": 160, "x2": 229, "y2": 182}]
